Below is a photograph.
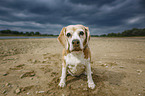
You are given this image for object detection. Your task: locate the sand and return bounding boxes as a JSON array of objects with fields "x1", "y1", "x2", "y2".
[{"x1": 0, "y1": 37, "x2": 145, "y2": 96}]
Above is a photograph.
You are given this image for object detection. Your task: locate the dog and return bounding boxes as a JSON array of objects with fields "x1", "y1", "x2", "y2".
[{"x1": 57, "y1": 25, "x2": 95, "y2": 89}]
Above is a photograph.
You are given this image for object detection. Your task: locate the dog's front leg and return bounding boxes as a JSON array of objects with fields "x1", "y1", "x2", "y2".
[
  {"x1": 86, "y1": 62, "x2": 95, "y2": 89},
  {"x1": 59, "y1": 61, "x2": 67, "y2": 87}
]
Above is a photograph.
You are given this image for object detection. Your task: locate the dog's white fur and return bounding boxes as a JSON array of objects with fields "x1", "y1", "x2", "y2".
[
  {"x1": 58, "y1": 25, "x2": 95, "y2": 89},
  {"x1": 65, "y1": 51, "x2": 87, "y2": 76}
]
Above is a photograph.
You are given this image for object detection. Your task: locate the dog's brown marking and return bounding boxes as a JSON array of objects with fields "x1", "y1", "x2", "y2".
[
  {"x1": 83, "y1": 27, "x2": 90, "y2": 48},
  {"x1": 58, "y1": 27, "x2": 66, "y2": 47},
  {"x1": 62, "y1": 49, "x2": 70, "y2": 67},
  {"x1": 83, "y1": 46, "x2": 91, "y2": 60}
]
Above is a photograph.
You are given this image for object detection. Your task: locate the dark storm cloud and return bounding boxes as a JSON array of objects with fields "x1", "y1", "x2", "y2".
[
  {"x1": 69, "y1": 0, "x2": 115, "y2": 6},
  {"x1": 0, "y1": 0, "x2": 145, "y2": 35}
]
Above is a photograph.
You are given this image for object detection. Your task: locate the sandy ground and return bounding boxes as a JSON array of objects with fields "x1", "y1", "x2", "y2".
[{"x1": 0, "y1": 37, "x2": 145, "y2": 96}]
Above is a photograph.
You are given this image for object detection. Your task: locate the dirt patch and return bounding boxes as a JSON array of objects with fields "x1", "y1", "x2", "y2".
[{"x1": 0, "y1": 38, "x2": 145, "y2": 96}]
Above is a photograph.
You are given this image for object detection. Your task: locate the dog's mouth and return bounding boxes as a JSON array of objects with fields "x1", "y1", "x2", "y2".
[{"x1": 72, "y1": 46, "x2": 82, "y2": 52}]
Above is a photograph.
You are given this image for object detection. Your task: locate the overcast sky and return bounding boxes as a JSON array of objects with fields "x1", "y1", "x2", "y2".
[{"x1": 0, "y1": 0, "x2": 145, "y2": 35}]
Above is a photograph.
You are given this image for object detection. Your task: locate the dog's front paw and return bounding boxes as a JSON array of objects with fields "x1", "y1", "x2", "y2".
[
  {"x1": 88, "y1": 82, "x2": 95, "y2": 89},
  {"x1": 58, "y1": 81, "x2": 66, "y2": 88}
]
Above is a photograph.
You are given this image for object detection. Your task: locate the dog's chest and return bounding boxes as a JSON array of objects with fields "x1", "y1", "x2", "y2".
[{"x1": 64, "y1": 52, "x2": 89, "y2": 76}]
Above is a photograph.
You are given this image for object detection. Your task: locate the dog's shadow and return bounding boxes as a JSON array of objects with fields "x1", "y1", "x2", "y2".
[{"x1": 66, "y1": 68, "x2": 126, "y2": 86}]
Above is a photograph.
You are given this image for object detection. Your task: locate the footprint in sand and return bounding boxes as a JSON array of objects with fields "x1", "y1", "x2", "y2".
[
  {"x1": 9, "y1": 64, "x2": 25, "y2": 70},
  {"x1": 20, "y1": 70, "x2": 35, "y2": 79}
]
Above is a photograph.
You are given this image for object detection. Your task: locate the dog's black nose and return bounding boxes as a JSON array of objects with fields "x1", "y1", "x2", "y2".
[{"x1": 72, "y1": 39, "x2": 80, "y2": 45}]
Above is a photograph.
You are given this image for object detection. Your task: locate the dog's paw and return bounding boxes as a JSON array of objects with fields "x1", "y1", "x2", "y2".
[
  {"x1": 88, "y1": 82, "x2": 95, "y2": 89},
  {"x1": 58, "y1": 81, "x2": 66, "y2": 87}
]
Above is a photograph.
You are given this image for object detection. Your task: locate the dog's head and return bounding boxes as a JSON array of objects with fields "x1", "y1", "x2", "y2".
[{"x1": 58, "y1": 25, "x2": 90, "y2": 52}]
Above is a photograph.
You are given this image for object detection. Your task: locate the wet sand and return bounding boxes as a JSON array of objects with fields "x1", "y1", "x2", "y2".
[{"x1": 0, "y1": 37, "x2": 145, "y2": 96}]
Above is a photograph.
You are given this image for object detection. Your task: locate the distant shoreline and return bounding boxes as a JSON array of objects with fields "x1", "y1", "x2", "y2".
[
  {"x1": 0, "y1": 36, "x2": 57, "y2": 39},
  {"x1": 0, "y1": 36, "x2": 145, "y2": 40},
  {"x1": 0, "y1": 35, "x2": 58, "y2": 37}
]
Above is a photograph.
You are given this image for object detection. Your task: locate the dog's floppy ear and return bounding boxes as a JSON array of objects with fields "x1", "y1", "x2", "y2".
[
  {"x1": 58, "y1": 27, "x2": 66, "y2": 47},
  {"x1": 85, "y1": 27, "x2": 90, "y2": 44}
]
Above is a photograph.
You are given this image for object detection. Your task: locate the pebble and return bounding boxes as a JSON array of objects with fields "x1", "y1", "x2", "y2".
[
  {"x1": 30, "y1": 77, "x2": 33, "y2": 80},
  {"x1": 3, "y1": 73, "x2": 8, "y2": 76},
  {"x1": 27, "y1": 92, "x2": 30, "y2": 95},
  {"x1": 83, "y1": 88, "x2": 88, "y2": 91},
  {"x1": 137, "y1": 69, "x2": 142, "y2": 73},
  {"x1": 6, "y1": 83, "x2": 11, "y2": 87},
  {"x1": 119, "y1": 66, "x2": 124, "y2": 68},
  {"x1": 137, "y1": 69, "x2": 142, "y2": 75},
  {"x1": 98, "y1": 61, "x2": 102, "y2": 63},
  {"x1": 81, "y1": 84, "x2": 84, "y2": 86},
  {"x1": 2, "y1": 90, "x2": 7, "y2": 94},
  {"x1": 36, "y1": 91, "x2": 45, "y2": 94},
  {"x1": 32, "y1": 59, "x2": 36, "y2": 63},
  {"x1": 2, "y1": 58, "x2": 6, "y2": 61},
  {"x1": 3, "y1": 72, "x2": 9, "y2": 76},
  {"x1": 15, "y1": 88, "x2": 21, "y2": 94},
  {"x1": 101, "y1": 64, "x2": 107, "y2": 67}
]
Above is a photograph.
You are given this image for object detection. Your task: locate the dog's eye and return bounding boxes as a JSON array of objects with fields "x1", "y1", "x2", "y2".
[
  {"x1": 79, "y1": 31, "x2": 84, "y2": 36},
  {"x1": 66, "y1": 33, "x2": 71, "y2": 37}
]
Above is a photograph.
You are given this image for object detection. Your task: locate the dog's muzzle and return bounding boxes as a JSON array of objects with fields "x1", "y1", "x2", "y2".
[{"x1": 72, "y1": 39, "x2": 81, "y2": 51}]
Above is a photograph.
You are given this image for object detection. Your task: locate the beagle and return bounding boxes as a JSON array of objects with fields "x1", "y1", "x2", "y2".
[{"x1": 58, "y1": 25, "x2": 95, "y2": 89}]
